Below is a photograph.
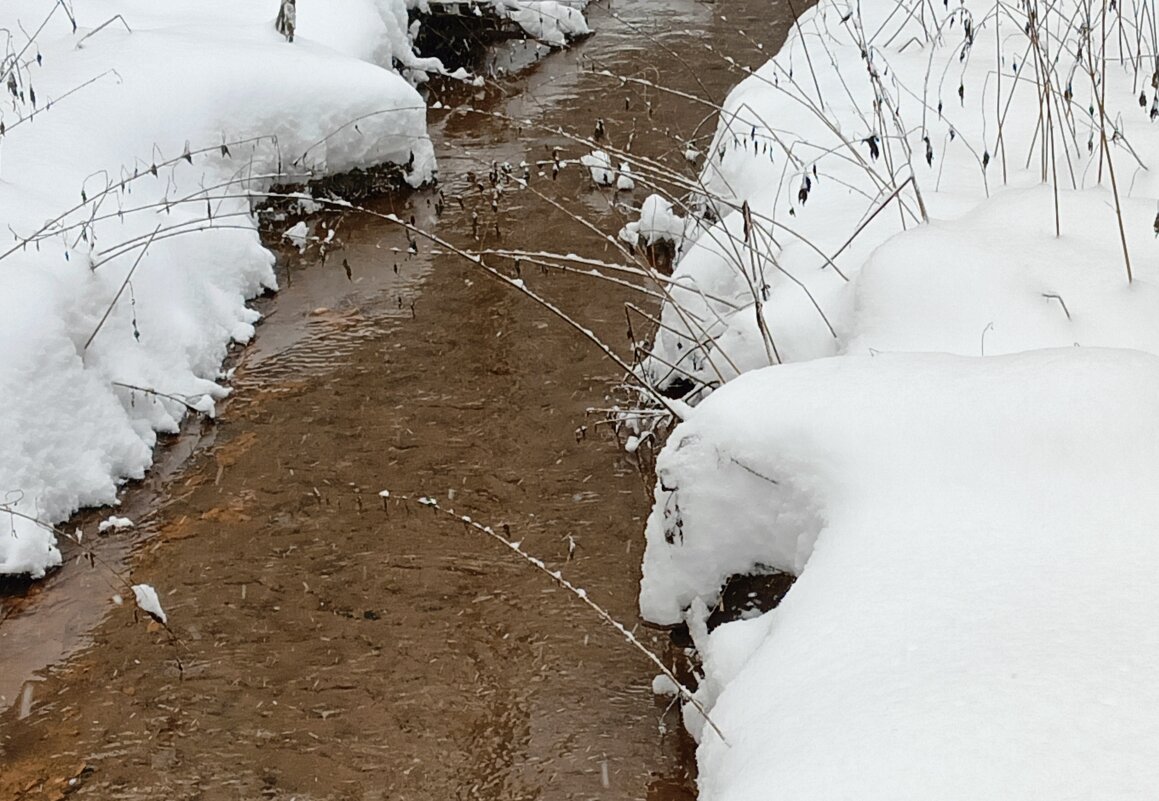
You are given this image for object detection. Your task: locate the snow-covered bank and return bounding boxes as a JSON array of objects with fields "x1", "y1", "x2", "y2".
[
  {"x1": 639, "y1": 0, "x2": 1157, "y2": 387},
  {"x1": 0, "y1": 1, "x2": 437, "y2": 577},
  {"x1": 634, "y1": 0, "x2": 1159, "y2": 794},
  {"x1": 654, "y1": 349, "x2": 1159, "y2": 799}
]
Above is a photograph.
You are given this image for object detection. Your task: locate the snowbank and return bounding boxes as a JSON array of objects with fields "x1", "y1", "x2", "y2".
[
  {"x1": 635, "y1": 0, "x2": 1159, "y2": 795},
  {"x1": 648, "y1": 349, "x2": 1159, "y2": 799},
  {"x1": 0, "y1": 0, "x2": 436, "y2": 576},
  {"x1": 639, "y1": 0, "x2": 1158, "y2": 390}
]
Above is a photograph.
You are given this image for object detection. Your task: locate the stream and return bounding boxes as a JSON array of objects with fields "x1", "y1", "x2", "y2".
[{"x1": 0, "y1": 2, "x2": 799, "y2": 798}]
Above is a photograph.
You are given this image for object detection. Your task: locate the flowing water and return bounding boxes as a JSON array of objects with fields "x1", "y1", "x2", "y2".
[{"x1": 0, "y1": 2, "x2": 799, "y2": 798}]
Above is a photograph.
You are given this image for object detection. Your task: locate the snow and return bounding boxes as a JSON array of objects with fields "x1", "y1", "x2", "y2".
[
  {"x1": 633, "y1": 0, "x2": 1159, "y2": 796},
  {"x1": 619, "y1": 194, "x2": 685, "y2": 248},
  {"x1": 647, "y1": 350, "x2": 1159, "y2": 799},
  {"x1": 283, "y1": 221, "x2": 312, "y2": 253},
  {"x1": 637, "y1": 0, "x2": 1159, "y2": 392},
  {"x1": 615, "y1": 162, "x2": 635, "y2": 191},
  {"x1": 492, "y1": 1, "x2": 590, "y2": 47},
  {"x1": 651, "y1": 672, "x2": 680, "y2": 697},
  {"x1": 131, "y1": 583, "x2": 167, "y2": 624},
  {"x1": 97, "y1": 516, "x2": 134, "y2": 533},
  {"x1": 0, "y1": 0, "x2": 437, "y2": 577},
  {"x1": 579, "y1": 149, "x2": 615, "y2": 186}
]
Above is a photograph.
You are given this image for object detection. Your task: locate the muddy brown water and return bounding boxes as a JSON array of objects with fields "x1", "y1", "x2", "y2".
[{"x1": 0, "y1": 2, "x2": 799, "y2": 799}]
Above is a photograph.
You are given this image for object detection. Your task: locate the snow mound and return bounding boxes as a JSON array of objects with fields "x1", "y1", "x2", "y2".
[
  {"x1": 619, "y1": 194, "x2": 685, "y2": 248},
  {"x1": 0, "y1": 0, "x2": 435, "y2": 577},
  {"x1": 580, "y1": 149, "x2": 615, "y2": 185},
  {"x1": 644, "y1": 349, "x2": 1159, "y2": 799},
  {"x1": 615, "y1": 162, "x2": 635, "y2": 191},
  {"x1": 98, "y1": 516, "x2": 135, "y2": 533},
  {"x1": 493, "y1": 0, "x2": 590, "y2": 47}
]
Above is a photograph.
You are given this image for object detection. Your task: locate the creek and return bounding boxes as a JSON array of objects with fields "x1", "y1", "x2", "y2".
[{"x1": 0, "y1": 3, "x2": 799, "y2": 797}]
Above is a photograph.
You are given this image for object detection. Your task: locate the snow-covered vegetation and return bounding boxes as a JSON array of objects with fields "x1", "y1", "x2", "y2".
[
  {"x1": 0, "y1": 0, "x2": 596, "y2": 580},
  {"x1": 0, "y1": 0, "x2": 443, "y2": 577},
  {"x1": 633, "y1": 0, "x2": 1159, "y2": 795}
]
